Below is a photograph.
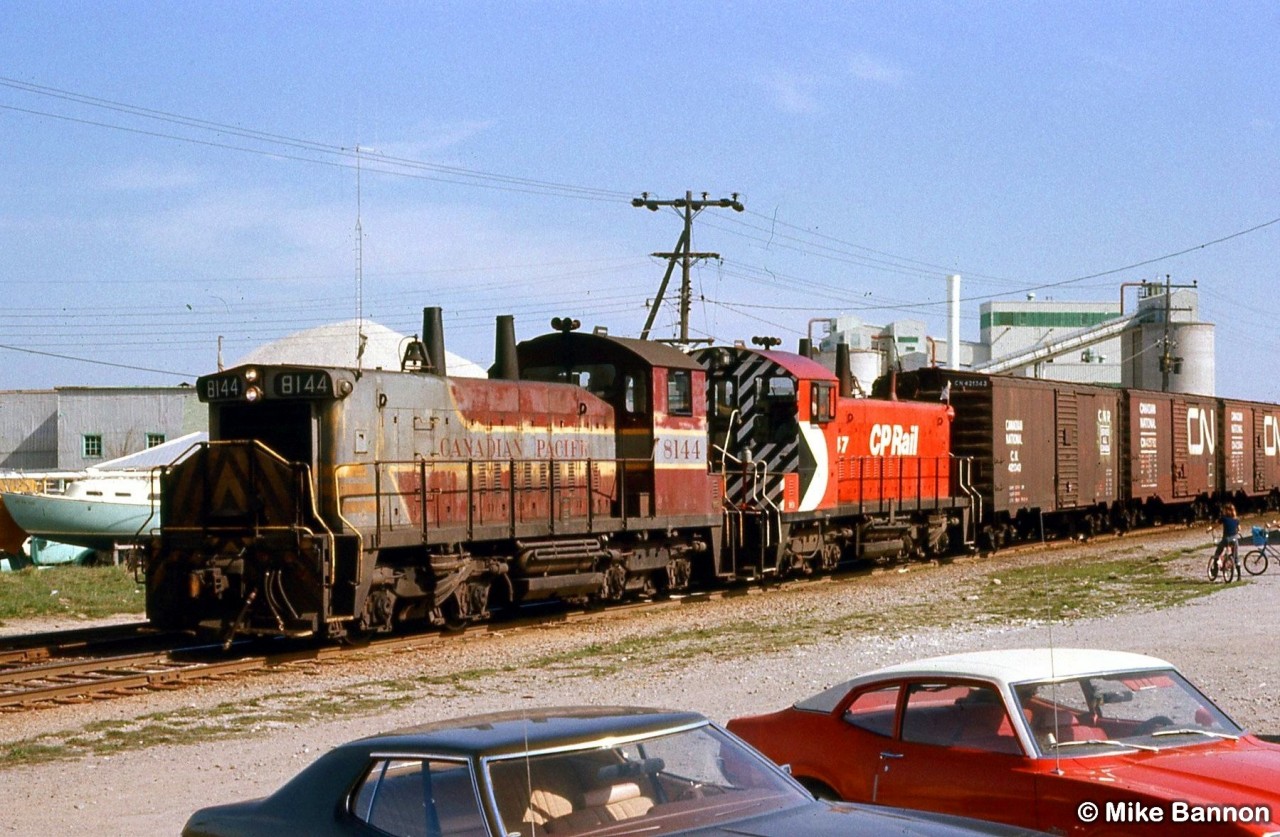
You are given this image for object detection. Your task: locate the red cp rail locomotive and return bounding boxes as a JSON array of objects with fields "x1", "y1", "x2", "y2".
[{"x1": 144, "y1": 308, "x2": 965, "y2": 642}]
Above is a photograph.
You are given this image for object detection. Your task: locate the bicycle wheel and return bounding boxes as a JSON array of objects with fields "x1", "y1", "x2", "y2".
[
  {"x1": 1207, "y1": 555, "x2": 1219, "y2": 581},
  {"x1": 1244, "y1": 549, "x2": 1268, "y2": 576},
  {"x1": 1221, "y1": 555, "x2": 1239, "y2": 583}
]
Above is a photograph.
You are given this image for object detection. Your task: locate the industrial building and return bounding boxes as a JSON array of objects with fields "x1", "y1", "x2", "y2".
[
  {"x1": 811, "y1": 279, "x2": 1213, "y2": 397},
  {"x1": 0, "y1": 386, "x2": 205, "y2": 473}
]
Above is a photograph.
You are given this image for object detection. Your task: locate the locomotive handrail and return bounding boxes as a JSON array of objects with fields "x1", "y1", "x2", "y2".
[
  {"x1": 715, "y1": 444, "x2": 782, "y2": 545},
  {"x1": 716, "y1": 408, "x2": 741, "y2": 473}
]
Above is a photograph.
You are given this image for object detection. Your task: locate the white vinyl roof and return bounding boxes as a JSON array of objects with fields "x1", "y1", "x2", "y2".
[
  {"x1": 796, "y1": 648, "x2": 1173, "y2": 713},
  {"x1": 236, "y1": 319, "x2": 486, "y2": 378}
]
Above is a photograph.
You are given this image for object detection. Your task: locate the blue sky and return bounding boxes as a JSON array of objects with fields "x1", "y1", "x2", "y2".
[{"x1": 3, "y1": 1, "x2": 1276, "y2": 400}]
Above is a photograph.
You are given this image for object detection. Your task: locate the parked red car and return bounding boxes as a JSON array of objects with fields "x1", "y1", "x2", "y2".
[{"x1": 728, "y1": 648, "x2": 1280, "y2": 836}]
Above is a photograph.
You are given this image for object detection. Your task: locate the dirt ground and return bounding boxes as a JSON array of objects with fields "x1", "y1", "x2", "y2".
[{"x1": 0, "y1": 527, "x2": 1276, "y2": 835}]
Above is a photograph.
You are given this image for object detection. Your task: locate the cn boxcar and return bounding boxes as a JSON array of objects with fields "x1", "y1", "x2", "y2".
[{"x1": 880, "y1": 367, "x2": 1123, "y2": 547}]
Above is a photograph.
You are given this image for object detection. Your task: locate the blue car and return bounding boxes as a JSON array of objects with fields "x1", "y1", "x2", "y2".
[{"x1": 183, "y1": 706, "x2": 1044, "y2": 837}]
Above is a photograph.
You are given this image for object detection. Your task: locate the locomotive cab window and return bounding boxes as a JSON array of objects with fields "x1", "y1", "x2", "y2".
[
  {"x1": 711, "y1": 378, "x2": 736, "y2": 418},
  {"x1": 754, "y1": 376, "x2": 799, "y2": 444},
  {"x1": 667, "y1": 369, "x2": 693, "y2": 416},
  {"x1": 623, "y1": 371, "x2": 648, "y2": 415},
  {"x1": 523, "y1": 363, "x2": 618, "y2": 395},
  {"x1": 810, "y1": 382, "x2": 835, "y2": 424}
]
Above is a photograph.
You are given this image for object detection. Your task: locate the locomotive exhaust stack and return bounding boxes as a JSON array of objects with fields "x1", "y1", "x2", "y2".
[
  {"x1": 423, "y1": 306, "x2": 447, "y2": 375},
  {"x1": 491, "y1": 314, "x2": 520, "y2": 381},
  {"x1": 836, "y1": 343, "x2": 854, "y2": 398}
]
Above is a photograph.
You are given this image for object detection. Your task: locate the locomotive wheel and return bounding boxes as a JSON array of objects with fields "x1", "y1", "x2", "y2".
[
  {"x1": 440, "y1": 594, "x2": 468, "y2": 631},
  {"x1": 440, "y1": 581, "x2": 491, "y2": 631},
  {"x1": 601, "y1": 563, "x2": 627, "y2": 601}
]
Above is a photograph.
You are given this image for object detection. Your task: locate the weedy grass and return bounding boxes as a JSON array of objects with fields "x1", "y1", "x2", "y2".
[
  {"x1": 0, "y1": 544, "x2": 1227, "y2": 768},
  {"x1": 0, "y1": 565, "x2": 143, "y2": 623}
]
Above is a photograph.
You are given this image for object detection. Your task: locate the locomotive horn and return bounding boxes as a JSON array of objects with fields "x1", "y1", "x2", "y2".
[
  {"x1": 423, "y1": 306, "x2": 447, "y2": 375},
  {"x1": 491, "y1": 314, "x2": 520, "y2": 381},
  {"x1": 836, "y1": 342, "x2": 853, "y2": 398}
]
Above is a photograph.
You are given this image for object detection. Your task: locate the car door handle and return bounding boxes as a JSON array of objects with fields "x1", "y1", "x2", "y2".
[{"x1": 879, "y1": 751, "x2": 904, "y2": 759}]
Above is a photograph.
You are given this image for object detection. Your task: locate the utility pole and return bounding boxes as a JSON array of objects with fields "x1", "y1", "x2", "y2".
[{"x1": 632, "y1": 191, "x2": 744, "y2": 344}]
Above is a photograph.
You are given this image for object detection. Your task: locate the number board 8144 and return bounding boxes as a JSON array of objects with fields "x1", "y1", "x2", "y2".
[{"x1": 199, "y1": 368, "x2": 336, "y2": 402}]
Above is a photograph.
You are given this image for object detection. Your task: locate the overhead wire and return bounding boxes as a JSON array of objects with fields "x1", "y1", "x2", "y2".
[{"x1": 3, "y1": 76, "x2": 1279, "y2": 381}]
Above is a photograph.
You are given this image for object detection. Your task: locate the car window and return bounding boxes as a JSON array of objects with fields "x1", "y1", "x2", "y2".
[
  {"x1": 842, "y1": 685, "x2": 899, "y2": 737},
  {"x1": 486, "y1": 724, "x2": 810, "y2": 837},
  {"x1": 1014, "y1": 669, "x2": 1243, "y2": 755},
  {"x1": 351, "y1": 758, "x2": 487, "y2": 837},
  {"x1": 901, "y1": 682, "x2": 1021, "y2": 754}
]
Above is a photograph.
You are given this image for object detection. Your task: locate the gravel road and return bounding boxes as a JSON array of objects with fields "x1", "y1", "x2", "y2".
[{"x1": 1, "y1": 526, "x2": 1276, "y2": 836}]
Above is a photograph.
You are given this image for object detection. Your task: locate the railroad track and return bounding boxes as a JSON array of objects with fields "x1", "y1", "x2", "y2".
[
  {"x1": 0, "y1": 621, "x2": 170, "y2": 666},
  {"x1": 0, "y1": 525, "x2": 1210, "y2": 712},
  {"x1": 0, "y1": 579, "x2": 788, "y2": 712}
]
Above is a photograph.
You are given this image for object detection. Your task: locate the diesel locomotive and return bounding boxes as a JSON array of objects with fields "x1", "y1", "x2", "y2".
[{"x1": 144, "y1": 309, "x2": 964, "y2": 642}]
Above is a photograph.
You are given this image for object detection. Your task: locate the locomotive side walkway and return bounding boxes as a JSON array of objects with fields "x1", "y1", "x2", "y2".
[{"x1": 0, "y1": 526, "x2": 1275, "y2": 836}]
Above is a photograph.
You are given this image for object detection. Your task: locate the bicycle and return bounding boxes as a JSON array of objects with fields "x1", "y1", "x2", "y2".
[
  {"x1": 1242, "y1": 526, "x2": 1278, "y2": 576},
  {"x1": 1207, "y1": 550, "x2": 1239, "y2": 583}
]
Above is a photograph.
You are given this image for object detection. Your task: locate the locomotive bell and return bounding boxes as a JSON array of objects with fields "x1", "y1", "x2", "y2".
[{"x1": 401, "y1": 338, "x2": 429, "y2": 372}]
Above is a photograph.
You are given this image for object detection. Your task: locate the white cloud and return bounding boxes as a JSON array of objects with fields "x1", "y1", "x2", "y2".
[
  {"x1": 847, "y1": 52, "x2": 906, "y2": 86},
  {"x1": 758, "y1": 71, "x2": 823, "y2": 114},
  {"x1": 365, "y1": 119, "x2": 497, "y2": 160}
]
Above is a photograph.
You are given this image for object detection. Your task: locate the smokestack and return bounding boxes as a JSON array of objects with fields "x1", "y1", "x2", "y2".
[
  {"x1": 948, "y1": 274, "x2": 961, "y2": 371},
  {"x1": 798, "y1": 337, "x2": 813, "y2": 358},
  {"x1": 836, "y1": 342, "x2": 853, "y2": 398},
  {"x1": 491, "y1": 314, "x2": 519, "y2": 380},
  {"x1": 422, "y1": 306, "x2": 447, "y2": 376}
]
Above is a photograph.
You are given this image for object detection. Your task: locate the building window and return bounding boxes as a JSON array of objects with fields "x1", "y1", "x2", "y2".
[
  {"x1": 146, "y1": 433, "x2": 166, "y2": 448},
  {"x1": 83, "y1": 435, "x2": 103, "y2": 458}
]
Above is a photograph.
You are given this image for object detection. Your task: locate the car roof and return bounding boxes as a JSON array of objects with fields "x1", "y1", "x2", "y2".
[
  {"x1": 796, "y1": 648, "x2": 1174, "y2": 712},
  {"x1": 341, "y1": 705, "x2": 709, "y2": 759}
]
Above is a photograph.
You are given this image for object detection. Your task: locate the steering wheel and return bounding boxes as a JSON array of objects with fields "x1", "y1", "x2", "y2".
[
  {"x1": 1133, "y1": 715, "x2": 1174, "y2": 735},
  {"x1": 676, "y1": 783, "x2": 705, "y2": 801}
]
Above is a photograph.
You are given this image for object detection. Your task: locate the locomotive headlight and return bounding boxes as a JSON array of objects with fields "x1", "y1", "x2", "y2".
[
  {"x1": 244, "y1": 386, "x2": 263, "y2": 402},
  {"x1": 243, "y1": 367, "x2": 260, "y2": 383}
]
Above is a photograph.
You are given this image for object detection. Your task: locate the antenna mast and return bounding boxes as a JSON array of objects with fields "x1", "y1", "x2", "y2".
[{"x1": 355, "y1": 146, "x2": 367, "y2": 372}]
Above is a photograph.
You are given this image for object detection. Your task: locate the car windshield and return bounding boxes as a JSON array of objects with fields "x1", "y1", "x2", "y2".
[
  {"x1": 485, "y1": 723, "x2": 809, "y2": 837},
  {"x1": 1013, "y1": 668, "x2": 1243, "y2": 756}
]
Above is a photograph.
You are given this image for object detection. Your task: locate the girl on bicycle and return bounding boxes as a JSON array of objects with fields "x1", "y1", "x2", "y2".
[{"x1": 1210, "y1": 502, "x2": 1241, "y2": 577}]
